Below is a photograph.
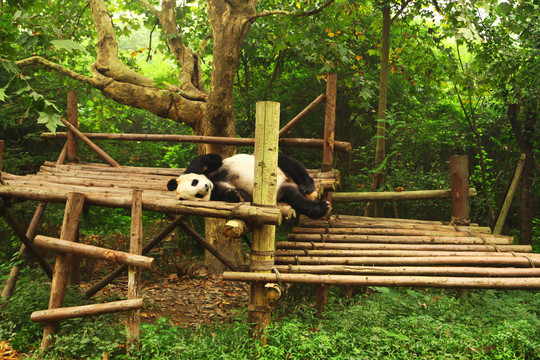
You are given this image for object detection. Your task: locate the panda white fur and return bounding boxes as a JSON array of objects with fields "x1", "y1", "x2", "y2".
[{"x1": 167, "y1": 154, "x2": 331, "y2": 219}]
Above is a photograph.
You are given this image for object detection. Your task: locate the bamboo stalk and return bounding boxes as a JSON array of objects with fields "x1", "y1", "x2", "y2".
[
  {"x1": 274, "y1": 255, "x2": 540, "y2": 267},
  {"x1": 332, "y1": 189, "x2": 477, "y2": 202},
  {"x1": 279, "y1": 94, "x2": 326, "y2": 137},
  {"x1": 41, "y1": 132, "x2": 353, "y2": 153},
  {"x1": 223, "y1": 272, "x2": 540, "y2": 289},
  {"x1": 286, "y1": 233, "x2": 513, "y2": 245},
  {"x1": 274, "y1": 265, "x2": 540, "y2": 277},
  {"x1": 31, "y1": 299, "x2": 143, "y2": 323},
  {"x1": 276, "y1": 241, "x2": 531, "y2": 252}
]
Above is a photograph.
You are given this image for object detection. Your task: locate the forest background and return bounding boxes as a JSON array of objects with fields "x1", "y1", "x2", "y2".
[{"x1": 1, "y1": 0, "x2": 537, "y2": 251}]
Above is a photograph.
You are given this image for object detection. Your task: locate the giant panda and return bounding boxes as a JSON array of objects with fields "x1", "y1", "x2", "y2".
[{"x1": 167, "y1": 153, "x2": 331, "y2": 219}]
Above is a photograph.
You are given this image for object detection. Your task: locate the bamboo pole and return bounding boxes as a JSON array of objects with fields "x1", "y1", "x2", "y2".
[
  {"x1": 494, "y1": 154, "x2": 527, "y2": 234},
  {"x1": 276, "y1": 241, "x2": 531, "y2": 253},
  {"x1": 41, "y1": 132, "x2": 353, "y2": 153},
  {"x1": 450, "y1": 155, "x2": 470, "y2": 224},
  {"x1": 41, "y1": 192, "x2": 85, "y2": 352},
  {"x1": 33, "y1": 235, "x2": 153, "y2": 269},
  {"x1": 85, "y1": 215, "x2": 187, "y2": 298},
  {"x1": 286, "y1": 233, "x2": 513, "y2": 245},
  {"x1": 31, "y1": 299, "x2": 143, "y2": 323},
  {"x1": 248, "y1": 101, "x2": 280, "y2": 343},
  {"x1": 274, "y1": 265, "x2": 540, "y2": 277},
  {"x1": 332, "y1": 189, "x2": 477, "y2": 202},
  {"x1": 127, "y1": 190, "x2": 143, "y2": 350},
  {"x1": 279, "y1": 94, "x2": 326, "y2": 137},
  {"x1": 2, "y1": 202, "x2": 47, "y2": 301},
  {"x1": 0, "y1": 185, "x2": 284, "y2": 225},
  {"x1": 223, "y1": 272, "x2": 540, "y2": 289},
  {"x1": 274, "y1": 255, "x2": 540, "y2": 267},
  {"x1": 60, "y1": 118, "x2": 121, "y2": 168}
]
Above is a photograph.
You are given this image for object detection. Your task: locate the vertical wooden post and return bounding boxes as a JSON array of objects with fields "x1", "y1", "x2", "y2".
[
  {"x1": 41, "y1": 192, "x2": 85, "y2": 352},
  {"x1": 450, "y1": 155, "x2": 470, "y2": 225},
  {"x1": 0, "y1": 140, "x2": 5, "y2": 185},
  {"x1": 248, "y1": 101, "x2": 280, "y2": 343},
  {"x1": 322, "y1": 73, "x2": 337, "y2": 172},
  {"x1": 494, "y1": 154, "x2": 526, "y2": 234},
  {"x1": 2, "y1": 202, "x2": 47, "y2": 301},
  {"x1": 66, "y1": 91, "x2": 79, "y2": 164},
  {"x1": 127, "y1": 190, "x2": 143, "y2": 350}
]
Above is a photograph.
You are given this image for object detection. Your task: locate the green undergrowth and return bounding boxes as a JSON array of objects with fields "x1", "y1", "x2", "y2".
[{"x1": 1, "y1": 269, "x2": 539, "y2": 359}]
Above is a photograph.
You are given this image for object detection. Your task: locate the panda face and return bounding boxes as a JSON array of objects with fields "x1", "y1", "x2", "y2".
[{"x1": 174, "y1": 173, "x2": 213, "y2": 201}]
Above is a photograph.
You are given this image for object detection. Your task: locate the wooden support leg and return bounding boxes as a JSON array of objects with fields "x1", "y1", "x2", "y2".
[
  {"x1": 41, "y1": 192, "x2": 85, "y2": 353},
  {"x1": 315, "y1": 284, "x2": 329, "y2": 318},
  {"x1": 2, "y1": 202, "x2": 47, "y2": 301},
  {"x1": 127, "y1": 190, "x2": 143, "y2": 351}
]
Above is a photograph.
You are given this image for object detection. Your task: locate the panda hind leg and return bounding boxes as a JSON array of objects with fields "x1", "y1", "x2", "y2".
[{"x1": 279, "y1": 186, "x2": 331, "y2": 219}]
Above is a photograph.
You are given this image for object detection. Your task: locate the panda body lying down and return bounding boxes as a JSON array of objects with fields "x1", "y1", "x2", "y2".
[{"x1": 167, "y1": 154, "x2": 331, "y2": 219}]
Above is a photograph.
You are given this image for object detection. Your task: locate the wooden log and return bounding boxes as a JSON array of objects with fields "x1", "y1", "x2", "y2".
[
  {"x1": 223, "y1": 220, "x2": 250, "y2": 238},
  {"x1": 291, "y1": 226, "x2": 485, "y2": 238},
  {"x1": 0, "y1": 186, "x2": 284, "y2": 225},
  {"x1": 494, "y1": 154, "x2": 526, "y2": 234},
  {"x1": 274, "y1": 265, "x2": 540, "y2": 277},
  {"x1": 0, "y1": 139, "x2": 4, "y2": 185},
  {"x1": 286, "y1": 233, "x2": 514, "y2": 245},
  {"x1": 274, "y1": 255, "x2": 540, "y2": 267},
  {"x1": 249, "y1": 101, "x2": 280, "y2": 343},
  {"x1": 60, "y1": 118, "x2": 121, "y2": 168},
  {"x1": 2, "y1": 202, "x2": 47, "y2": 301},
  {"x1": 34, "y1": 235, "x2": 153, "y2": 269},
  {"x1": 2, "y1": 209, "x2": 53, "y2": 279},
  {"x1": 66, "y1": 91, "x2": 79, "y2": 164},
  {"x1": 223, "y1": 272, "x2": 540, "y2": 289},
  {"x1": 41, "y1": 192, "x2": 85, "y2": 352},
  {"x1": 41, "y1": 132, "x2": 353, "y2": 153},
  {"x1": 322, "y1": 73, "x2": 337, "y2": 171},
  {"x1": 450, "y1": 155, "x2": 470, "y2": 224},
  {"x1": 127, "y1": 190, "x2": 143, "y2": 350},
  {"x1": 275, "y1": 249, "x2": 531, "y2": 258},
  {"x1": 178, "y1": 221, "x2": 239, "y2": 271},
  {"x1": 85, "y1": 215, "x2": 187, "y2": 298},
  {"x1": 276, "y1": 241, "x2": 532, "y2": 253},
  {"x1": 332, "y1": 188, "x2": 477, "y2": 202},
  {"x1": 31, "y1": 299, "x2": 143, "y2": 323},
  {"x1": 279, "y1": 94, "x2": 326, "y2": 137},
  {"x1": 56, "y1": 144, "x2": 67, "y2": 165},
  {"x1": 42, "y1": 162, "x2": 183, "y2": 176}
]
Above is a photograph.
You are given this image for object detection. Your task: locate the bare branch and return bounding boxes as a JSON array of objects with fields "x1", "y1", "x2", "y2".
[
  {"x1": 248, "y1": 0, "x2": 333, "y2": 23},
  {"x1": 16, "y1": 56, "x2": 98, "y2": 87},
  {"x1": 391, "y1": 0, "x2": 413, "y2": 23}
]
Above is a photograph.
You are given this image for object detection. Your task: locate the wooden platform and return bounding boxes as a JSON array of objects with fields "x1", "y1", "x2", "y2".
[
  {"x1": 224, "y1": 215, "x2": 540, "y2": 289},
  {"x1": 0, "y1": 161, "x2": 338, "y2": 225}
]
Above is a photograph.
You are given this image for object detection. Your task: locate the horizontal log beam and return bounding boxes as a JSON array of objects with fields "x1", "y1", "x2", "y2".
[
  {"x1": 41, "y1": 132, "x2": 353, "y2": 153},
  {"x1": 286, "y1": 233, "x2": 513, "y2": 245},
  {"x1": 276, "y1": 241, "x2": 532, "y2": 252},
  {"x1": 222, "y1": 272, "x2": 540, "y2": 289},
  {"x1": 0, "y1": 186, "x2": 284, "y2": 225},
  {"x1": 332, "y1": 189, "x2": 477, "y2": 202},
  {"x1": 31, "y1": 299, "x2": 143, "y2": 323},
  {"x1": 275, "y1": 249, "x2": 529, "y2": 258},
  {"x1": 34, "y1": 236, "x2": 154, "y2": 269},
  {"x1": 274, "y1": 265, "x2": 540, "y2": 277},
  {"x1": 291, "y1": 226, "x2": 482, "y2": 238},
  {"x1": 274, "y1": 254, "x2": 540, "y2": 267}
]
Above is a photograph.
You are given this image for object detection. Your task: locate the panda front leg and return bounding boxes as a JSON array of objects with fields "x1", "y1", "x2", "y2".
[
  {"x1": 278, "y1": 185, "x2": 331, "y2": 219},
  {"x1": 210, "y1": 185, "x2": 252, "y2": 203}
]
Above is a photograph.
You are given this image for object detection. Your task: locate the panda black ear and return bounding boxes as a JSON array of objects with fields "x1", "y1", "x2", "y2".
[{"x1": 167, "y1": 179, "x2": 178, "y2": 191}]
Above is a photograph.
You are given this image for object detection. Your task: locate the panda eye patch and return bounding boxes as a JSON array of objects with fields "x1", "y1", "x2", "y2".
[{"x1": 191, "y1": 179, "x2": 199, "y2": 186}]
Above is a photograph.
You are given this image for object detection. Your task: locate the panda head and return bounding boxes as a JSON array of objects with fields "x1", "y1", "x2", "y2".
[{"x1": 167, "y1": 173, "x2": 213, "y2": 201}]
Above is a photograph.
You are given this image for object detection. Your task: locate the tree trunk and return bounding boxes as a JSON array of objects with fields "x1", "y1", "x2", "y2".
[{"x1": 369, "y1": 2, "x2": 391, "y2": 217}]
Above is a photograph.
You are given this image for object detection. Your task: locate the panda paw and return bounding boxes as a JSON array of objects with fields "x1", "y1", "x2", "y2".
[
  {"x1": 305, "y1": 200, "x2": 331, "y2": 219},
  {"x1": 223, "y1": 189, "x2": 251, "y2": 203}
]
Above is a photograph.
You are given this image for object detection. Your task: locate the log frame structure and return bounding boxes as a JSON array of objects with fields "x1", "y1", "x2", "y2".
[{"x1": 1, "y1": 74, "x2": 539, "y2": 351}]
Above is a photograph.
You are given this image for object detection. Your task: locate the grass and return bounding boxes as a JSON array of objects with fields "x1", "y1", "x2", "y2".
[{"x1": 1, "y1": 268, "x2": 539, "y2": 359}]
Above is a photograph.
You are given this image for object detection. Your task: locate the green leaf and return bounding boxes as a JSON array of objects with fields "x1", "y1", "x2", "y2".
[
  {"x1": 37, "y1": 111, "x2": 64, "y2": 134},
  {"x1": 51, "y1": 40, "x2": 88, "y2": 54},
  {"x1": 0, "y1": 87, "x2": 7, "y2": 102}
]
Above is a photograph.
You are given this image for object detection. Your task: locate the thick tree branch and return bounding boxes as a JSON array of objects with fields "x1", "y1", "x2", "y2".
[{"x1": 16, "y1": 56, "x2": 98, "y2": 87}]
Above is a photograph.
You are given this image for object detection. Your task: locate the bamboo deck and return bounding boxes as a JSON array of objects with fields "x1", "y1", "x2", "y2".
[{"x1": 224, "y1": 215, "x2": 540, "y2": 289}]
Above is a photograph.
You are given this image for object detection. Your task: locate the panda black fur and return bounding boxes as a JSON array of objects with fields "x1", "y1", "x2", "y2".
[{"x1": 167, "y1": 154, "x2": 331, "y2": 219}]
